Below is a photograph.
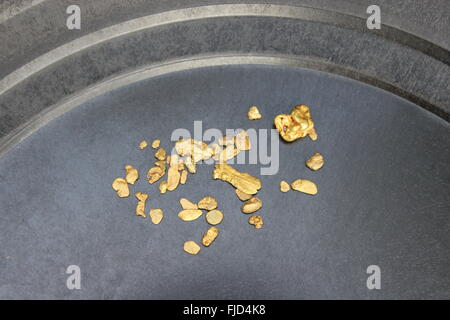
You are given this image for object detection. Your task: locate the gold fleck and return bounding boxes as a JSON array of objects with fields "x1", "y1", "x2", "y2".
[
  {"x1": 198, "y1": 196, "x2": 218, "y2": 210},
  {"x1": 167, "y1": 166, "x2": 181, "y2": 191},
  {"x1": 180, "y1": 169, "x2": 188, "y2": 184},
  {"x1": 201, "y1": 227, "x2": 219, "y2": 247},
  {"x1": 178, "y1": 209, "x2": 203, "y2": 221},
  {"x1": 159, "y1": 181, "x2": 168, "y2": 194},
  {"x1": 219, "y1": 135, "x2": 235, "y2": 146},
  {"x1": 179, "y1": 198, "x2": 198, "y2": 210},
  {"x1": 241, "y1": 197, "x2": 263, "y2": 214},
  {"x1": 306, "y1": 153, "x2": 324, "y2": 171},
  {"x1": 235, "y1": 130, "x2": 251, "y2": 151},
  {"x1": 155, "y1": 147, "x2": 166, "y2": 161},
  {"x1": 147, "y1": 166, "x2": 165, "y2": 184},
  {"x1": 151, "y1": 139, "x2": 160, "y2": 149},
  {"x1": 135, "y1": 192, "x2": 148, "y2": 218},
  {"x1": 274, "y1": 105, "x2": 316, "y2": 142},
  {"x1": 291, "y1": 179, "x2": 318, "y2": 195},
  {"x1": 124, "y1": 165, "x2": 139, "y2": 185},
  {"x1": 235, "y1": 188, "x2": 252, "y2": 201},
  {"x1": 184, "y1": 241, "x2": 201, "y2": 255},
  {"x1": 149, "y1": 208, "x2": 163, "y2": 224},
  {"x1": 280, "y1": 180, "x2": 290, "y2": 192},
  {"x1": 206, "y1": 209, "x2": 224, "y2": 225},
  {"x1": 138, "y1": 140, "x2": 148, "y2": 150},
  {"x1": 248, "y1": 106, "x2": 262, "y2": 120},
  {"x1": 112, "y1": 178, "x2": 129, "y2": 198},
  {"x1": 248, "y1": 215, "x2": 264, "y2": 229},
  {"x1": 213, "y1": 163, "x2": 262, "y2": 195}
]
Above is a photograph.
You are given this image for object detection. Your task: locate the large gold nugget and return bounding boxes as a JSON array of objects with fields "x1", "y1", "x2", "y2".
[
  {"x1": 184, "y1": 241, "x2": 201, "y2": 255},
  {"x1": 135, "y1": 192, "x2": 148, "y2": 218},
  {"x1": 291, "y1": 179, "x2": 318, "y2": 195},
  {"x1": 212, "y1": 164, "x2": 262, "y2": 195},
  {"x1": 112, "y1": 178, "x2": 130, "y2": 198},
  {"x1": 306, "y1": 153, "x2": 324, "y2": 171},
  {"x1": 274, "y1": 104, "x2": 316, "y2": 142},
  {"x1": 201, "y1": 227, "x2": 219, "y2": 247}
]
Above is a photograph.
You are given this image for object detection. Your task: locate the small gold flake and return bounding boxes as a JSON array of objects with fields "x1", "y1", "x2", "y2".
[
  {"x1": 138, "y1": 140, "x2": 148, "y2": 150},
  {"x1": 147, "y1": 166, "x2": 165, "y2": 184},
  {"x1": 291, "y1": 179, "x2": 318, "y2": 195},
  {"x1": 201, "y1": 227, "x2": 219, "y2": 247},
  {"x1": 149, "y1": 208, "x2": 163, "y2": 224},
  {"x1": 198, "y1": 196, "x2": 218, "y2": 210},
  {"x1": 248, "y1": 106, "x2": 262, "y2": 120},
  {"x1": 241, "y1": 197, "x2": 263, "y2": 214},
  {"x1": 159, "y1": 181, "x2": 168, "y2": 194},
  {"x1": 206, "y1": 210, "x2": 224, "y2": 225},
  {"x1": 151, "y1": 139, "x2": 160, "y2": 149},
  {"x1": 155, "y1": 147, "x2": 166, "y2": 161},
  {"x1": 184, "y1": 241, "x2": 201, "y2": 255},
  {"x1": 280, "y1": 180, "x2": 290, "y2": 192},
  {"x1": 125, "y1": 165, "x2": 139, "y2": 185},
  {"x1": 235, "y1": 130, "x2": 251, "y2": 151},
  {"x1": 248, "y1": 215, "x2": 264, "y2": 229},
  {"x1": 306, "y1": 153, "x2": 324, "y2": 171},
  {"x1": 112, "y1": 178, "x2": 129, "y2": 198},
  {"x1": 213, "y1": 163, "x2": 262, "y2": 195},
  {"x1": 178, "y1": 209, "x2": 203, "y2": 221},
  {"x1": 135, "y1": 192, "x2": 148, "y2": 218},
  {"x1": 179, "y1": 198, "x2": 198, "y2": 210},
  {"x1": 235, "y1": 188, "x2": 252, "y2": 201}
]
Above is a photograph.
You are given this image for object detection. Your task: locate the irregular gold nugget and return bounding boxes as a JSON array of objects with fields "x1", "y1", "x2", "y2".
[
  {"x1": 248, "y1": 106, "x2": 262, "y2": 120},
  {"x1": 112, "y1": 178, "x2": 130, "y2": 198},
  {"x1": 138, "y1": 140, "x2": 148, "y2": 150},
  {"x1": 175, "y1": 138, "x2": 213, "y2": 162},
  {"x1": 241, "y1": 197, "x2": 263, "y2": 214},
  {"x1": 201, "y1": 227, "x2": 219, "y2": 247},
  {"x1": 135, "y1": 192, "x2": 148, "y2": 218},
  {"x1": 147, "y1": 166, "x2": 165, "y2": 184},
  {"x1": 274, "y1": 104, "x2": 316, "y2": 142},
  {"x1": 151, "y1": 139, "x2": 160, "y2": 149},
  {"x1": 149, "y1": 208, "x2": 164, "y2": 224},
  {"x1": 235, "y1": 130, "x2": 251, "y2": 151},
  {"x1": 184, "y1": 241, "x2": 201, "y2": 255},
  {"x1": 306, "y1": 153, "x2": 324, "y2": 171},
  {"x1": 235, "y1": 188, "x2": 252, "y2": 201},
  {"x1": 159, "y1": 181, "x2": 168, "y2": 194},
  {"x1": 206, "y1": 209, "x2": 224, "y2": 225},
  {"x1": 198, "y1": 196, "x2": 218, "y2": 210},
  {"x1": 248, "y1": 215, "x2": 264, "y2": 229},
  {"x1": 280, "y1": 180, "x2": 290, "y2": 193},
  {"x1": 180, "y1": 198, "x2": 198, "y2": 210},
  {"x1": 178, "y1": 209, "x2": 203, "y2": 221},
  {"x1": 180, "y1": 169, "x2": 188, "y2": 184},
  {"x1": 155, "y1": 147, "x2": 166, "y2": 161},
  {"x1": 124, "y1": 165, "x2": 139, "y2": 184},
  {"x1": 291, "y1": 179, "x2": 318, "y2": 195},
  {"x1": 167, "y1": 166, "x2": 181, "y2": 191},
  {"x1": 213, "y1": 163, "x2": 262, "y2": 195}
]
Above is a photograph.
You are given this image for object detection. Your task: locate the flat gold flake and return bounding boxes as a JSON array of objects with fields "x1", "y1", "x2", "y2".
[
  {"x1": 306, "y1": 153, "x2": 324, "y2": 171},
  {"x1": 112, "y1": 178, "x2": 129, "y2": 198},
  {"x1": 291, "y1": 179, "x2": 318, "y2": 195},
  {"x1": 206, "y1": 210, "x2": 224, "y2": 225},
  {"x1": 241, "y1": 197, "x2": 263, "y2": 214},
  {"x1": 183, "y1": 241, "x2": 201, "y2": 255},
  {"x1": 149, "y1": 208, "x2": 163, "y2": 224},
  {"x1": 198, "y1": 196, "x2": 218, "y2": 210},
  {"x1": 213, "y1": 163, "x2": 262, "y2": 195},
  {"x1": 201, "y1": 227, "x2": 219, "y2": 247}
]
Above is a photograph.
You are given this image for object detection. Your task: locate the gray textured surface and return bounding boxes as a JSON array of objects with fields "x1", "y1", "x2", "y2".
[{"x1": 0, "y1": 65, "x2": 449, "y2": 299}]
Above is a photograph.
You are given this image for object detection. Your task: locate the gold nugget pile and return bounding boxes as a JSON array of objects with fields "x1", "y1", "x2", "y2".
[{"x1": 112, "y1": 104, "x2": 323, "y2": 255}]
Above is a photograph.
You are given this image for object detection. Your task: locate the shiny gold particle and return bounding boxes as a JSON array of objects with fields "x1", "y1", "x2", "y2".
[
  {"x1": 112, "y1": 177, "x2": 130, "y2": 198},
  {"x1": 155, "y1": 147, "x2": 166, "y2": 161},
  {"x1": 235, "y1": 188, "x2": 252, "y2": 201},
  {"x1": 235, "y1": 130, "x2": 251, "y2": 151},
  {"x1": 178, "y1": 209, "x2": 203, "y2": 221},
  {"x1": 167, "y1": 166, "x2": 181, "y2": 191},
  {"x1": 135, "y1": 192, "x2": 148, "y2": 218},
  {"x1": 202, "y1": 227, "x2": 219, "y2": 247},
  {"x1": 154, "y1": 160, "x2": 166, "y2": 170},
  {"x1": 147, "y1": 166, "x2": 165, "y2": 184},
  {"x1": 138, "y1": 140, "x2": 148, "y2": 150},
  {"x1": 183, "y1": 241, "x2": 201, "y2": 255},
  {"x1": 180, "y1": 169, "x2": 188, "y2": 184},
  {"x1": 124, "y1": 165, "x2": 139, "y2": 185},
  {"x1": 175, "y1": 138, "x2": 213, "y2": 163},
  {"x1": 198, "y1": 196, "x2": 218, "y2": 210},
  {"x1": 280, "y1": 180, "x2": 290, "y2": 192},
  {"x1": 241, "y1": 197, "x2": 263, "y2": 214},
  {"x1": 306, "y1": 153, "x2": 324, "y2": 171},
  {"x1": 149, "y1": 208, "x2": 164, "y2": 224},
  {"x1": 179, "y1": 198, "x2": 198, "y2": 210},
  {"x1": 291, "y1": 179, "x2": 318, "y2": 195},
  {"x1": 159, "y1": 181, "x2": 168, "y2": 194},
  {"x1": 274, "y1": 105, "x2": 316, "y2": 142},
  {"x1": 213, "y1": 163, "x2": 262, "y2": 195},
  {"x1": 218, "y1": 146, "x2": 240, "y2": 163},
  {"x1": 248, "y1": 215, "x2": 264, "y2": 229},
  {"x1": 184, "y1": 156, "x2": 196, "y2": 174},
  {"x1": 151, "y1": 139, "x2": 161, "y2": 149},
  {"x1": 248, "y1": 106, "x2": 262, "y2": 120},
  {"x1": 219, "y1": 135, "x2": 235, "y2": 146},
  {"x1": 206, "y1": 209, "x2": 224, "y2": 225}
]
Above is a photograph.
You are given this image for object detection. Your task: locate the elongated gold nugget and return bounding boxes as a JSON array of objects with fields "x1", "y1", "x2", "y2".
[{"x1": 213, "y1": 163, "x2": 262, "y2": 195}]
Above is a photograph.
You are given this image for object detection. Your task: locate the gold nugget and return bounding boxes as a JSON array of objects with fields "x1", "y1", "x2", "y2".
[
  {"x1": 151, "y1": 139, "x2": 160, "y2": 149},
  {"x1": 167, "y1": 166, "x2": 181, "y2": 191},
  {"x1": 147, "y1": 166, "x2": 164, "y2": 184},
  {"x1": 206, "y1": 210, "x2": 224, "y2": 225},
  {"x1": 274, "y1": 105, "x2": 316, "y2": 142},
  {"x1": 235, "y1": 188, "x2": 252, "y2": 201},
  {"x1": 248, "y1": 106, "x2": 262, "y2": 120},
  {"x1": 241, "y1": 197, "x2": 263, "y2": 214},
  {"x1": 306, "y1": 153, "x2": 324, "y2": 171},
  {"x1": 159, "y1": 181, "x2": 168, "y2": 194},
  {"x1": 235, "y1": 130, "x2": 251, "y2": 151},
  {"x1": 179, "y1": 198, "x2": 198, "y2": 210},
  {"x1": 175, "y1": 138, "x2": 213, "y2": 163},
  {"x1": 125, "y1": 165, "x2": 139, "y2": 184},
  {"x1": 291, "y1": 179, "x2": 318, "y2": 195},
  {"x1": 213, "y1": 163, "x2": 262, "y2": 195},
  {"x1": 178, "y1": 209, "x2": 203, "y2": 221},
  {"x1": 180, "y1": 169, "x2": 188, "y2": 184},
  {"x1": 201, "y1": 227, "x2": 219, "y2": 247},
  {"x1": 280, "y1": 180, "x2": 290, "y2": 192},
  {"x1": 218, "y1": 146, "x2": 240, "y2": 163},
  {"x1": 184, "y1": 241, "x2": 201, "y2": 255},
  {"x1": 154, "y1": 160, "x2": 166, "y2": 170},
  {"x1": 149, "y1": 208, "x2": 164, "y2": 224},
  {"x1": 155, "y1": 147, "x2": 166, "y2": 161},
  {"x1": 135, "y1": 192, "x2": 148, "y2": 218},
  {"x1": 198, "y1": 196, "x2": 218, "y2": 210},
  {"x1": 248, "y1": 215, "x2": 264, "y2": 229},
  {"x1": 112, "y1": 178, "x2": 130, "y2": 198},
  {"x1": 138, "y1": 140, "x2": 148, "y2": 150}
]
